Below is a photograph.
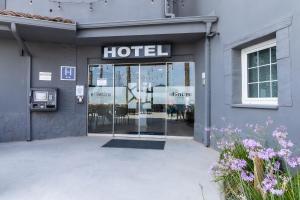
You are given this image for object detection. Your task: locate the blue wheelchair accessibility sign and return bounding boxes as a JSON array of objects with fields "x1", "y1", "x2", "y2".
[{"x1": 61, "y1": 66, "x2": 76, "y2": 81}]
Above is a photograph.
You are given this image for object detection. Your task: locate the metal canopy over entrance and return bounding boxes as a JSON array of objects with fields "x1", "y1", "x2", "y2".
[{"x1": 88, "y1": 62, "x2": 195, "y2": 138}]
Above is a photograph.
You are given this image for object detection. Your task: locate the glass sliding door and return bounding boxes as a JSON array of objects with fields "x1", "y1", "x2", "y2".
[
  {"x1": 114, "y1": 64, "x2": 140, "y2": 135},
  {"x1": 88, "y1": 62, "x2": 194, "y2": 137},
  {"x1": 139, "y1": 64, "x2": 167, "y2": 136},
  {"x1": 88, "y1": 64, "x2": 114, "y2": 133},
  {"x1": 166, "y1": 62, "x2": 195, "y2": 136}
]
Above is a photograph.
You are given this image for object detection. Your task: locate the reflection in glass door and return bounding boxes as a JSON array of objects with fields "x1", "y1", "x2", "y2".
[
  {"x1": 166, "y1": 62, "x2": 195, "y2": 136},
  {"x1": 88, "y1": 64, "x2": 114, "y2": 133},
  {"x1": 114, "y1": 65, "x2": 139, "y2": 135},
  {"x1": 139, "y1": 64, "x2": 167, "y2": 136},
  {"x1": 113, "y1": 64, "x2": 167, "y2": 137}
]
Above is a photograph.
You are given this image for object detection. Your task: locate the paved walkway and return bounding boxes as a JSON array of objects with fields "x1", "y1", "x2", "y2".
[{"x1": 0, "y1": 136, "x2": 222, "y2": 200}]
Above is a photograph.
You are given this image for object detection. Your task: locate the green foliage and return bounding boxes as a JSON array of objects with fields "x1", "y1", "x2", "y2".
[
  {"x1": 210, "y1": 119, "x2": 300, "y2": 200},
  {"x1": 218, "y1": 145, "x2": 300, "y2": 200},
  {"x1": 232, "y1": 143, "x2": 254, "y2": 170},
  {"x1": 282, "y1": 173, "x2": 300, "y2": 200},
  {"x1": 221, "y1": 144, "x2": 260, "y2": 199}
]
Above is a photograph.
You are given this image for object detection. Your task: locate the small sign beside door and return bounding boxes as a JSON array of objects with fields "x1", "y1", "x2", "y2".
[
  {"x1": 61, "y1": 66, "x2": 76, "y2": 81},
  {"x1": 76, "y1": 85, "x2": 85, "y2": 96},
  {"x1": 39, "y1": 72, "x2": 52, "y2": 81}
]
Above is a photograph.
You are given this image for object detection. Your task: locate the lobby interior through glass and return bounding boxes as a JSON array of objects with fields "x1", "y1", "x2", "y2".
[{"x1": 88, "y1": 62, "x2": 195, "y2": 137}]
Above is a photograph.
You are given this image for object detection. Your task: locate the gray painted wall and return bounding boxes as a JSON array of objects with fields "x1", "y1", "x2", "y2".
[
  {"x1": 173, "y1": 0, "x2": 200, "y2": 17},
  {"x1": 0, "y1": 40, "x2": 88, "y2": 141},
  {"x1": 0, "y1": 0, "x2": 5, "y2": 9},
  {"x1": 0, "y1": 39, "x2": 28, "y2": 142},
  {"x1": 195, "y1": 0, "x2": 300, "y2": 145},
  {"x1": 194, "y1": 40, "x2": 206, "y2": 143},
  {"x1": 28, "y1": 42, "x2": 87, "y2": 140}
]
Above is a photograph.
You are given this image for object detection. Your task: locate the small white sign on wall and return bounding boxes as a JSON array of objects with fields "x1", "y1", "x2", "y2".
[
  {"x1": 76, "y1": 85, "x2": 84, "y2": 96},
  {"x1": 39, "y1": 72, "x2": 52, "y2": 81}
]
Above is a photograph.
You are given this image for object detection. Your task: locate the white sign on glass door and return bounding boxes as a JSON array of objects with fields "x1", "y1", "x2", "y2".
[{"x1": 96, "y1": 78, "x2": 107, "y2": 86}]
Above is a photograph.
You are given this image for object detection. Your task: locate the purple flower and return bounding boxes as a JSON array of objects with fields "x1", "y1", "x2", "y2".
[
  {"x1": 273, "y1": 127, "x2": 291, "y2": 149},
  {"x1": 272, "y1": 126, "x2": 288, "y2": 137},
  {"x1": 217, "y1": 140, "x2": 234, "y2": 150},
  {"x1": 257, "y1": 148, "x2": 277, "y2": 160},
  {"x1": 241, "y1": 170, "x2": 254, "y2": 182},
  {"x1": 243, "y1": 139, "x2": 262, "y2": 150},
  {"x1": 270, "y1": 189, "x2": 284, "y2": 196},
  {"x1": 277, "y1": 149, "x2": 292, "y2": 158},
  {"x1": 229, "y1": 159, "x2": 247, "y2": 171},
  {"x1": 278, "y1": 139, "x2": 294, "y2": 149},
  {"x1": 262, "y1": 175, "x2": 277, "y2": 192},
  {"x1": 287, "y1": 157, "x2": 298, "y2": 168}
]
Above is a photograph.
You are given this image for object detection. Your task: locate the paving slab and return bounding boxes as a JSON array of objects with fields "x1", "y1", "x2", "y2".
[{"x1": 0, "y1": 136, "x2": 222, "y2": 200}]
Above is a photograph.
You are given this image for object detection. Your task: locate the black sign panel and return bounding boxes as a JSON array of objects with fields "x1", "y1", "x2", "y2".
[{"x1": 102, "y1": 44, "x2": 171, "y2": 59}]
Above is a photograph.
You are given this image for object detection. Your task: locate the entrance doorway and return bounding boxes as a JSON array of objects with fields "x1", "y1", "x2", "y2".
[{"x1": 88, "y1": 62, "x2": 195, "y2": 137}]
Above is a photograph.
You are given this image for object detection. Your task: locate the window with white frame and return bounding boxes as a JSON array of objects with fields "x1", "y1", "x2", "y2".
[{"x1": 241, "y1": 39, "x2": 278, "y2": 105}]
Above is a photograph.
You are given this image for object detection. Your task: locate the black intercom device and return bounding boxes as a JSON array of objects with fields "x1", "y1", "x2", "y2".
[{"x1": 30, "y1": 88, "x2": 58, "y2": 112}]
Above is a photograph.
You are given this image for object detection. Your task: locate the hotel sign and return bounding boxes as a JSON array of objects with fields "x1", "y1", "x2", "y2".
[{"x1": 102, "y1": 44, "x2": 171, "y2": 59}]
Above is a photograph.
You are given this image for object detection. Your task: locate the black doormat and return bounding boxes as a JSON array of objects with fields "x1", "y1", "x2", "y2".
[
  {"x1": 127, "y1": 131, "x2": 164, "y2": 136},
  {"x1": 102, "y1": 139, "x2": 165, "y2": 150}
]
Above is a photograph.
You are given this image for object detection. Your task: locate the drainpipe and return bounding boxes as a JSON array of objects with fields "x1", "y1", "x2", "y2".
[
  {"x1": 164, "y1": 0, "x2": 175, "y2": 18},
  {"x1": 11, "y1": 23, "x2": 32, "y2": 141},
  {"x1": 204, "y1": 22, "x2": 213, "y2": 147}
]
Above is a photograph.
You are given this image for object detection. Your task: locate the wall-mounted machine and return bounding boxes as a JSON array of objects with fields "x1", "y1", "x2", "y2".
[{"x1": 30, "y1": 88, "x2": 58, "y2": 112}]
